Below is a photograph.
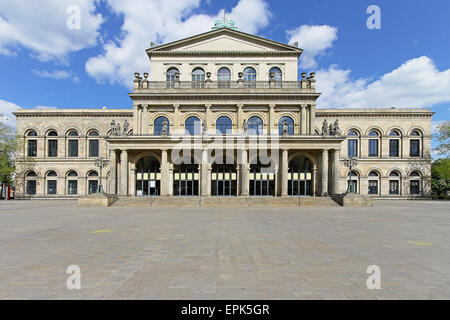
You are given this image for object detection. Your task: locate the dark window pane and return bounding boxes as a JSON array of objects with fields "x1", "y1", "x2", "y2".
[
  {"x1": 368, "y1": 139, "x2": 378, "y2": 157},
  {"x1": 28, "y1": 140, "x2": 37, "y2": 157},
  {"x1": 48, "y1": 140, "x2": 58, "y2": 157},
  {"x1": 26, "y1": 180, "x2": 36, "y2": 195},
  {"x1": 389, "y1": 139, "x2": 399, "y2": 157},
  {"x1": 368, "y1": 180, "x2": 378, "y2": 194},
  {"x1": 410, "y1": 139, "x2": 420, "y2": 157},
  {"x1": 216, "y1": 116, "x2": 232, "y2": 134},
  {"x1": 410, "y1": 180, "x2": 420, "y2": 195},
  {"x1": 389, "y1": 180, "x2": 399, "y2": 195},
  {"x1": 348, "y1": 139, "x2": 358, "y2": 157},
  {"x1": 47, "y1": 180, "x2": 57, "y2": 195},
  {"x1": 68, "y1": 180, "x2": 78, "y2": 195},
  {"x1": 89, "y1": 139, "x2": 99, "y2": 157},
  {"x1": 68, "y1": 140, "x2": 78, "y2": 157}
]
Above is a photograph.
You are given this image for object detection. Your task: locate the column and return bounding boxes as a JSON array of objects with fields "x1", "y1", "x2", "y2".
[
  {"x1": 110, "y1": 149, "x2": 117, "y2": 195},
  {"x1": 173, "y1": 104, "x2": 180, "y2": 132},
  {"x1": 130, "y1": 162, "x2": 136, "y2": 196},
  {"x1": 321, "y1": 149, "x2": 329, "y2": 196},
  {"x1": 168, "y1": 163, "x2": 174, "y2": 196},
  {"x1": 201, "y1": 149, "x2": 209, "y2": 196},
  {"x1": 331, "y1": 148, "x2": 340, "y2": 195},
  {"x1": 309, "y1": 104, "x2": 316, "y2": 135},
  {"x1": 205, "y1": 104, "x2": 212, "y2": 133},
  {"x1": 281, "y1": 149, "x2": 288, "y2": 196},
  {"x1": 237, "y1": 104, "x2": 244, "y2": 134},
  {"x1": 312, "y1": 165, "x2": 317, "y2": 197},
  {"x1": 142, "y1": 105, "x2": 148, "y2": 134},
  {"x1": 300, "y1": 105, "x2": 307, "y2": 135},
  {"x1": 120, "y1": 149, "x2": 128, "y2": 196},
  {"x1": 133, "y1": 104, "x2": 139, "y2": 136},
  {"x1": 269, "y1": 104, "x2": 275, "y2": 135},
  {"x1": 161, "y1": 149, "x2": 169, "y2": 196},
  {"x1": 236, "y1": 165, "x2": 241, "y2": 196},
  {"x1": 240, "y1": 149, "x2": 249, "y2": 196}
]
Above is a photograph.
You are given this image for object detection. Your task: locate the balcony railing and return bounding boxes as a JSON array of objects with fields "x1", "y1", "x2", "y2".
[{"x1": 132, "y1": 72, "x2": 317, "y2": 93}]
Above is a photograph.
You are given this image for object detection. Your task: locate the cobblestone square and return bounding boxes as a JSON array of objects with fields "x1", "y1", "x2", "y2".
[{"x1": 0, "y1": 200, "x2": 449, "y2": 299}]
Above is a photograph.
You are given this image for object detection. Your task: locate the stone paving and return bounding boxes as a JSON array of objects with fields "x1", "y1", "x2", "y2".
[{"x1": 0, "y1": 199, "x2": 449, "y2": 300}]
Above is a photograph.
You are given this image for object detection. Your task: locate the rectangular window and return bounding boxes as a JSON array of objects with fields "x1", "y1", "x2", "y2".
[
  {"x1": 48, "y1": 140, "x2": 58, "y2": 157},
  {"x1": 89, "y1": 139, "x2": 99, "y2": 157},
  {"x1": 28, "y1": 140, "x2": 37, "y2": 157},
  {"x1": 410, "y1": 180, "x2": 420, "y2": 195},
  {"x1": 68, "y1": 140, "x2": 78, "y2": 157},
  {"x1": 26, "y1": 180, "x2": 36, "y2": 195},
  {"x1": 368, "y1": 180, "x2": 378, "y2": 195},
  {"x1": 88, "y1": 180, "x2": 98, "y2": 194},
  {"x1": 348, "y1": 139, "x2": 358, "y2": 157},
  {"x1": 68, "y1": 180, "x2": 78, "y2": 195},
  {"x1": 389, "y1": 180, "x2": 399, "y2": 195},
  {"x1": 389, "y1": 139, "x2": 399, "y2": 157},
  {"x1": 410, "y1": 139, "x2": 420, "y2": 157},
  {"x1": 47, "y1": 180, "x2": 57, "y2": 195},
  {"x1": 368, "y1": 139, "x2": 379, "y2": 157}
]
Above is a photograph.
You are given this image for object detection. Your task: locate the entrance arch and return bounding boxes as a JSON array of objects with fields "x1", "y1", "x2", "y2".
[
  {"x1": 173, "y1": 159, "x2": 199, "y2": 196},
  {"x1": 249, "y1": 157, "x2": 275, "y2": 196},
  {"x1": 136, "y1": 157, "x2": 161, "y2": 196},
  {"x1": 288, "y1": 156, "x2": 313, "y2": 196},
  {"x1": 211, "y1": 157, "x2": 237, "y2": 196}
]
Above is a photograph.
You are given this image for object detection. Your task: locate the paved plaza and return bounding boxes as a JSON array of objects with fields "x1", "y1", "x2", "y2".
[{"x1": 0, "y1": 200, "x2": 449, "y2": 300}]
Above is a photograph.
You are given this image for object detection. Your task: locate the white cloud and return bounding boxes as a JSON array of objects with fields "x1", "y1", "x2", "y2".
[
  {"x1": 0, "y1": 0, "x2": 103, "y2": 62},
  {"x1": 32, "y1": 70, "x2": 79, "y2": 83},
  {"x1": 0, "y1": 99, "x2": 21, "y2": 128},
  {"x1": 287, "y1": 25, "x2": 338, "y2": 69},
  {"x1": 315, "y1": 56, "x2": 450, "y2": 108},
  {"x1": 85, "y1": 0, "x2": 271, "y2": 87}
]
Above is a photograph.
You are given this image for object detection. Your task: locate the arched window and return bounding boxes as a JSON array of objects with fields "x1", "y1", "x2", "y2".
[
  {"x1": 278, "y1": 116, "x2": 294, "y2": 135},
  {"x1": 410, "y1": 130, "x2": 421, "y2": 157},
  {"x1": 87, "y1": 171, "x2": 99, "y2": 194},
  {"x1": 27, "y1": 130, "x2": 38, "y2": 157},
  {"x1": 136, "y1": 157, "x2": 161, "y2": 196},
  {"x1": 67, "y1": 171, "x2": 78, "y2": 195},
  {"x1": 347, "y1": 130, "x2": 359, "y2": 157},
  {"x1": 166, "y1": 67, "x2": 179, "y2": 88},
  {"x1": 192, "y1": 68, "x2": 205, "y2": 88},
  {"x1": 27, "y1": 130, "x2": 37, "y2": 137},
  {"x1": 269, "y1": 67, "x2": 282, "y2": 88},
  {"x1": 389, "y1": 171, "x2": 401, "y2": 195},
  {"x1": 368, "y1": 171, "x2": 380, "y2": 195},
  {"x1": 389, "y1": 130, "x2": 401, "y2": 157},
  {"x1": 288, "y1": 156, "x2": 313, "y2": 196},
  {"x1": 368, "y1": 130, "x2": 380, "y2": 157},
  {"x1": 248, "y1": 116, "x2": 263, "y2": 135},
  {"x1": 25, "y1": 171, "x2": 37, "y2": 195},
  {"x1": 217, "y1": 67, "x2": 231, "y2": 88},
  {"x1": 347, "y1": 171, "x2": 359, "y2": 193},
  {"x1": 216, "y1": 116, "x2": 232, "y2": 134},
  {"x1": 88, "y1": 130, "x2": 99, "y2": 136},
  {"x1": 47, "y1": 130, "x2": 58, "y2": 157},
  {"x1": 185, "y1": 116, "x2": 201, "y2": 135},
  {"x1": 46, "y1": 171, "x2": 57, "y2": 195},
  {"x1": 410, "y1": 171, "x2": 421, "y2": 195},
  {"x1": 67, "y1": 130, "x2": 79, "y2": 157},
  {"x1": 269, "y1": 67, "x2": 282, "y2": 81},
  {"x1": 243, "y1": 67, "x2": 256, "y2": 88},
  {"x1": 154, "y1": 116, "x2": 170, "y2": 135}
]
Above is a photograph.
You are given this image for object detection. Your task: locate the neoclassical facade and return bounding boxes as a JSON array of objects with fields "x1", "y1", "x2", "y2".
[{"x1": 14, "y1": 28, "x2": 433, "y2": 200}]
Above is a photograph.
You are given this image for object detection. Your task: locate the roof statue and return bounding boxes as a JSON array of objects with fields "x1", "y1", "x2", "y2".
[{"x1": 212, "y1": 9, "x2": 238, "y2": 30}]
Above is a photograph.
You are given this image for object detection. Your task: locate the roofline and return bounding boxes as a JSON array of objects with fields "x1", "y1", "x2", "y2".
[{"x1": 146, "y1": 28, "x2": 303, "y2": 55}]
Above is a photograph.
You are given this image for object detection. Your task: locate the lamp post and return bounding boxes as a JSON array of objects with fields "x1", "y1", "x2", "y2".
[
  {"x1": 343, "y1": 157, "x2": 358, "y2": 194},
  {"x1": 94, "y1": 157, "x2": 109, "y2": 194}
]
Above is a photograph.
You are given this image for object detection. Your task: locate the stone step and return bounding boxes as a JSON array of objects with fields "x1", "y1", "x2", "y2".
[{"x1": 112, "y1": 196, "x2": 340, "y2": 207}]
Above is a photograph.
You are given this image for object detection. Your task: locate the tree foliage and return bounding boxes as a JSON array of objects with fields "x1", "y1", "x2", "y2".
[
  {"x1": 431, "y1": 158, "x2": 450, "y2": 197},
  {"x1": 433, "y1": 120, "x2": 450, "y2": 156},
  {"x1": 0, "y1": 121, "x2": 17, "y2": 187}
]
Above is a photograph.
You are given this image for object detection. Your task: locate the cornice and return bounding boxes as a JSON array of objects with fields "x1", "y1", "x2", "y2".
[{"x1": 149, "y1": 51, "x2": 301, "y2": 57}]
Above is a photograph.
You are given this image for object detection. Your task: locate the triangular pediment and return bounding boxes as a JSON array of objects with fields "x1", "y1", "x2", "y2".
[{"x1": 147, "y1": 28, "x2": 302, "y2": 54}]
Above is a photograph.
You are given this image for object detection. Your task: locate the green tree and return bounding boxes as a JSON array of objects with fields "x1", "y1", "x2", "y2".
[
  {"x1": 433, "y1": 121, "x2": 450, "y2": 156},
  {"x1": 431, "y1": 158, "x2": 450, "y2": 197},
  {"x1": 0, "y1": 121, "x2": 17, "y2": 198}
]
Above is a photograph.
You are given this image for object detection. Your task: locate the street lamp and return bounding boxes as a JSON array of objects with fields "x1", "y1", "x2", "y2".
[
  {"x1": 94, "y1": 157, "x2": 109, "y2": 194},
  {"x1": 343, "y1": 157, "x2": 358, "y2": 194}
]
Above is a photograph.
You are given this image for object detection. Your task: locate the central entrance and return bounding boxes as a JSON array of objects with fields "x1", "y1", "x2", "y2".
[
  {"x1": 136, "y1": 157, "x2": 161, "y2": 196},
  {"x1": 173, "y1": 160, "x2": 199, "y2": 196},
  {"x1": 288, "y1": 156, "x2": 313, "y2": 196},
  {"x1": 249, "y1": 158, "x2": 275, "y2": 196},
  {"x1": 211, "y1": 162, "x2": 237, "y2": 196}
]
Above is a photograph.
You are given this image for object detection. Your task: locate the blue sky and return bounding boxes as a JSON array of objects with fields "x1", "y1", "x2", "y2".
[{"x1": 0, "y1": 0, "x2": 449, "y2": 153}]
